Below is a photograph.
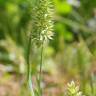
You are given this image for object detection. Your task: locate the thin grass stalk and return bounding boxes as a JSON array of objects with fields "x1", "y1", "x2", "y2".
[
  {"x1": 27, "y1": 36, "x2": 35, "y2": 96},
  {"x1": 39, "y1": 40, "x2": 44, "y2": 96},
  {"x1": 90, "y1": 73, "x2": 95, "y2": 96}
]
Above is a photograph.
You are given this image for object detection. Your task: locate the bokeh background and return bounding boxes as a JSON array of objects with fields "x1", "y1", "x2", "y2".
[{"x1": 0, "y1": 0, "x2": 96, "y2": 96}]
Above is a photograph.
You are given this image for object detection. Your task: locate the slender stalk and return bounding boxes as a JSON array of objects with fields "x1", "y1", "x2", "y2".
[
  {"x1": 27, "y1": 36, "x2": 35, "y2": 96},
  {"x1": 27, "y1": 36, "x2": 31, "y2": 79},
  {"x1": 38, "y1": 40, "x2": 44, "y2": 96},
  {"x1": 90, "y1": 73, "x2": 95, "y2": 96}
]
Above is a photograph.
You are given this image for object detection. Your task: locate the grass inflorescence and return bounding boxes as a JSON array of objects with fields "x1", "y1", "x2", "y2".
[{"x1": 26, "y1": 0, "x2": 54, "y2": 96}]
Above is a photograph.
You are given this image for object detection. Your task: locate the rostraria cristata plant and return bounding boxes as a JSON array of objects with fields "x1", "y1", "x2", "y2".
[
  {"x1": 26, "y1": 0, "x2": 54, "y2": 96},
  {"x1": 66, "y1": 81, "x2": 85, "y2": 96}
]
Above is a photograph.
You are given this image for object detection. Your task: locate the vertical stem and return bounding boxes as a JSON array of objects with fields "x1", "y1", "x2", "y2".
[
  {"x1": 27, "y1": 36, "x2": 31, "y2": 79},
  {"x1": 39, "y1": 41, "x2": 44, "y2": 96},
  {"x1": 27, "y1": 36, "x2": 35, "y2": 96},
  {"x1": 90, "y1": 73, "x2": 94, "y2": 96}
]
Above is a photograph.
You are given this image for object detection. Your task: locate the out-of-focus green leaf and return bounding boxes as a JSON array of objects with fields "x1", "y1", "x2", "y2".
[{"x1": 54, "y1": 0, "x2": 72, "y2": 14}]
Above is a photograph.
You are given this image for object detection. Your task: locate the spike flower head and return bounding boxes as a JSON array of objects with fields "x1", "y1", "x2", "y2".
[
  {"x1": 30, "y1": 0, "x2": 54, "y2": 45},
  {"x1": 67, "y1": 81, "x2": 85, "y2": 96}
]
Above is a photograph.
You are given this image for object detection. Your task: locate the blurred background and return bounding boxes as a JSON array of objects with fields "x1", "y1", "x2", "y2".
[{"x1": 0, "y1": 0, "x2": 96, "y2": 96}]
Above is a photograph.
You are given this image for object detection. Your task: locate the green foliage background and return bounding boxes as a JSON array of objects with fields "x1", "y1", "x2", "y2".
[{"x1": 0, "y1": 0, "x2": 96, "y2": 96}]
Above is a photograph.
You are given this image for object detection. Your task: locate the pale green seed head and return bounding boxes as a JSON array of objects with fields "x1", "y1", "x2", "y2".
[
  {"x1": 67, "y1": 81, "x2": 85, "y2": 96},
  {"x1": 30, "y1": 0, "x2": 54, "y2": 45}
]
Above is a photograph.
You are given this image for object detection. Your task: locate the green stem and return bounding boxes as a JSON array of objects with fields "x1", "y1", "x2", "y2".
[
  {"x1": 27, "y1": 37, "x2": 31, "y2": 79},
  {"x1": 90, "y1": 73, "x2": 95, "y2": 96},
  {"x1": 39, "y1": 41, "x2": 44, "y2": 96},
  {"x1": 27, "y1": 36, "x2": 35, "y2": 96}
]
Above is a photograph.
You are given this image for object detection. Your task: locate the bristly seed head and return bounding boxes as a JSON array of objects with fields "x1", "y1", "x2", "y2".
[
  {"x1": 67, "y1": 81, "x2": 85, "y2": 96},
  {"x1": 29, "y1": 0, "x2": 54, "y2": 45}
]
